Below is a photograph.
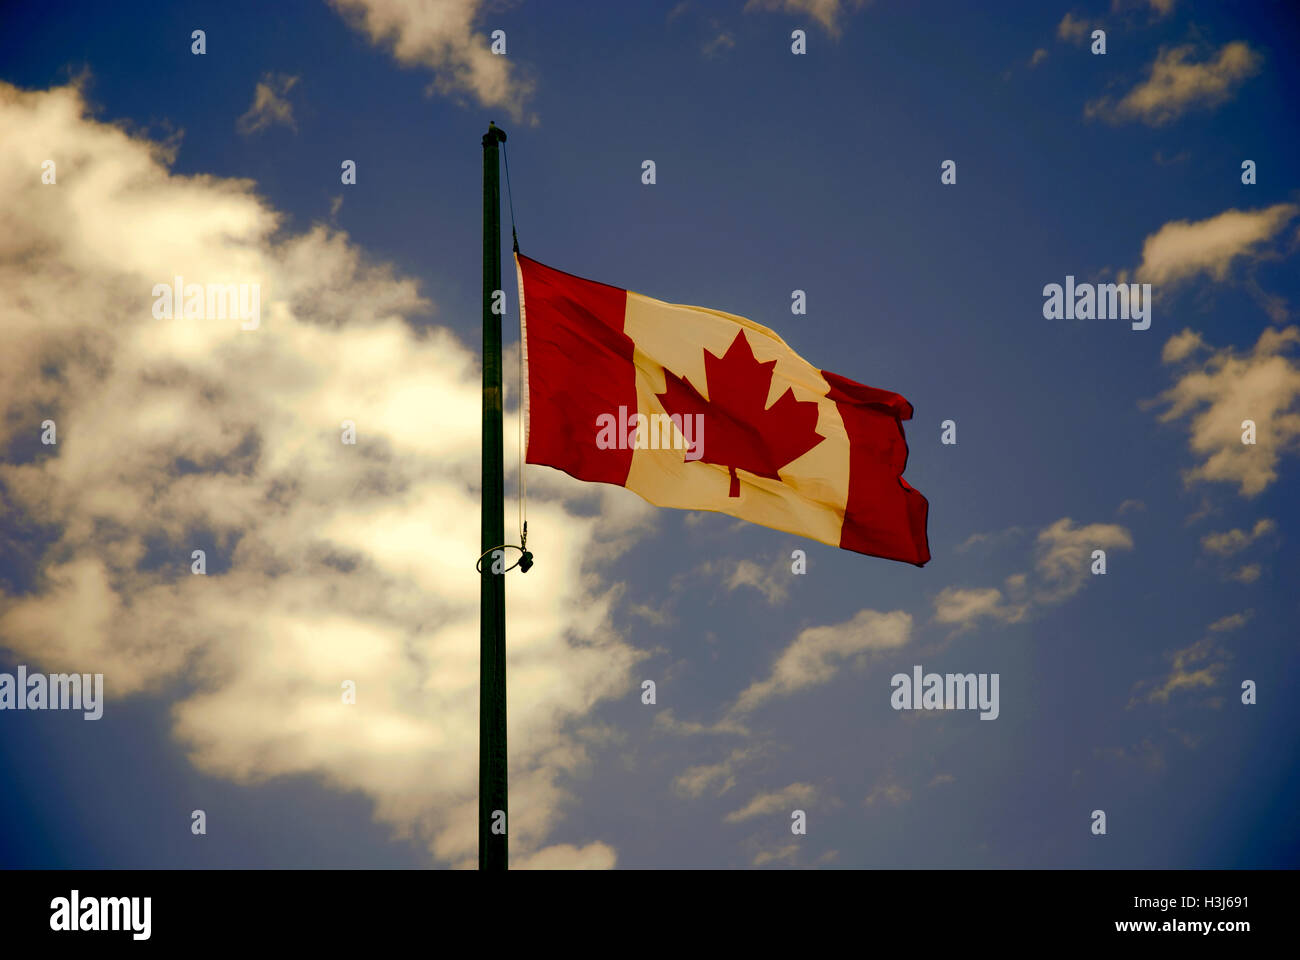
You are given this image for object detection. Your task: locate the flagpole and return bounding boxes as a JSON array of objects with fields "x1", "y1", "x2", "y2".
[{"x1": 480, "y1": 120, "x2": 508, "y2": 871}]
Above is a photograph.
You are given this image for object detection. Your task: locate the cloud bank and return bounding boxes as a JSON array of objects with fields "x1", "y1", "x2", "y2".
[{"x1": 0, "y1": 80, "x2": 645, "y2": 867}]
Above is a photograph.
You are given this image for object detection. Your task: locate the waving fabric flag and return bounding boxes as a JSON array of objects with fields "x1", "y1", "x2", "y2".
[{"x1": 515, "y1": 253, "x2": 930, "y2": 566}]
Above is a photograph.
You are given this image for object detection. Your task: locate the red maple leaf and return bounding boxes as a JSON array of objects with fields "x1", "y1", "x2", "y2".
[{"x1": 655, "y1": 330, "x2": 823, "y2": 497}]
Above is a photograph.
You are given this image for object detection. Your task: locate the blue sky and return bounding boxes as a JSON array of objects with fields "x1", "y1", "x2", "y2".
[{"x1": 1, "y1": 0, "x2": 1298, "y2": 868}]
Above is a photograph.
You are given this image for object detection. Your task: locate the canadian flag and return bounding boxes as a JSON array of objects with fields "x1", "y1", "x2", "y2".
[{"x1": 516, "y1": 254, "x2": 930, "y2": 566}]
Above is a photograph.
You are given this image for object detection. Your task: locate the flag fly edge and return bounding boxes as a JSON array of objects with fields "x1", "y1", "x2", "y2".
[{"x1": 514, "y1": 251, "x2": 530, "y2": 459}]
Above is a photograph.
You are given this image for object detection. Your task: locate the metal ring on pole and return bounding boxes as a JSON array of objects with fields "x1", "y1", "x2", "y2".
[{"x1": 476, "y1": 544, "x2": 534, "y2": 574}]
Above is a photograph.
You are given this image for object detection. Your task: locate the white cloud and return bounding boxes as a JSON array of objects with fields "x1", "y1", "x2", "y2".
[
  {"x1": 1034, "y1": 517, "x2": 1133, "y2": 603},
  {"x1": 329, "y1": 0, "x2": 534, "y2": 120},
  {"x1": 654, "y1": 708, "x2": 748, "y2": 738},
  {"x1": 1135, "y1": 205, "x2": 1298, "y2": 286},
  {"x1": 1162, "y1": 329, "x2": 1205, "y2": 364},
  {"x1": 236, "y1": 73, "x2": 299, "y2": 135},
  {"x1": 752, "y1": 843, "x2": 800, "y2": 866},
  {"x1": 1207, "y1": 610, "x2": 1252, "y2": 633},
  {"x1": 1087, "y1": 42, "x2": 1261, "y2": 126},
  {"x1": 864, "y1": 773, "x2": 909, "y2": 808},
  {"x1": 1110, "y1": 0, "x2": 1176, "y2": 17},
  {"x1": 933, "y1": 586, "x2": 1025, "y2": 626},
  {"x1": 728, "y1": 609, "x2": 911, "y2": 717},
  {"x1": 1131, "y1": 638, "x2": 1225, "y2": 706},
  {"x1": 1228, "y1": 564, "x2": 1261, "y2": 584},
  {"x1": 672, "y1": 745, "x2": 761, "y2": 798},
  {"x1": 1056, "y1": 13, "x2": 1090, "y2": 44},
  {"x1": 724, "y1": 782, "x2": 816, "y2": 822},
  {"x1": 1201, "y1": 518, "x2": 1276, "y2": 556},
  {"x1": 743, "y1": 0, "x2": 865, "y2": 37},
  {"x1": 672, "y1": 554, "x2": 793, "y2": 605},
  {"x1": 0, "y1": 80, "x2": 643, "y2": 866},
  {"x1": 954, "y1": 526, "x2": 1025, "y2": 553},
  {"x1": 702, "y1": 31, "x2": 736, "y2": 57},
  {"x1": 627, "y1": 601, "x2": 672, "y2": 626},
  {"x1": 511, "y1": 842, "x2": 618, "y2": 869},
  {"x1": 935, "y1": 517, "x2": 1132, "y2": 628},
  {"x1": 726, "y1": 557, "x2": 790, "y2": 605},
  {"x1": 1157, "y1": 327, "x2": 1300, "y2": 497}
]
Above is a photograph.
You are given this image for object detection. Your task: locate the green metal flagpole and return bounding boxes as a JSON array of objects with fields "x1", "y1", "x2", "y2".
[{"x1": 480, "y1": 120, "x2": 508, "y2": 871}]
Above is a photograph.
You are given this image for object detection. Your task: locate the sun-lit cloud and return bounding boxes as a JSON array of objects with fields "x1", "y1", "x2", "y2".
[
  {"x1": 669, "y1": 555, "x2": 792, "y2": 605},
  {"x1": 672, "y1": 745, "x2": 763, "y2": 798},
  {"x1": 627, "y1": 601, "x2": 672, "y2": 626},
  {"x1": 328, "y1": 0, "x2": 534, "y2": 121},
  {"x1": 1201, "y1": 519, "x2": 1276, "y2": 556},
  {"x1": 0, "y1": 79, "x2": 644, "y2": 866},
  {"x1": 933, "y1": 586, "x2": 1025, "y2": 626},
  {"x1": 1228, "y1": 564, "x2": 1262, "y2": 584},
  {"x1": 653, "y1": 708, "x2": 749, "y2": 738},
  {"x1": 702, "y1": 31, "x2": 736, "y2": 57},
  {"x1": 1110, "y1": 0, "x2": 1176, "y2": 18},
  {"x1": 1130, "y1": 638, "x2": 1226, "y2": 706},
  {"x1": 724, "y1": 782, "x2": 816, "y2": 822},
  {"x1": 510, "y1": 842, "x2": 618, "y2": 869},
  {"x1": 1087, "y1": 42, "x2": 1261, "y2": 126},
  {"x1": 725, "y1": 557, "x2": 791, "y2": 605},
  {"x1": 1056, "y1": 13, "x2": 1090, "y2": 45},
  {"x1": 727, "y1": 609, "x2": 911, "y2": 717},
  {"x1": 752, "y1": 843, "x2": 800, "y2": 866},
  {"x1": 1207, "y1": 610, "x2": 1252, "y2": 633},
  {"x1": 1156, "y1": 327, "x2": 1300, "y2": 497},
  {"x1": 864, "y1": 773, "x2": 909, "y2": 808},
  {"x1": 1034, "y1": 518, "x2": 1134, "y2": 603},
  {"x1": 954, "y1": 526, "x2": 1025, "y2": 553},
  {"x1": 1162, "y1": 329, "x2": 1206, "y2": 364},
  {"x1": 1134, "y1": 205, "x2": 1298, "y2": 286},
  {"x1": 236, "y1": 73, "x2": 299, "y2": 135},
  {"x1": 742, "y1": 0, "x2": 866, "y2": 37},
  {"x1": 935, "y1": 517, "x2": 1132, "y2": 628}
]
